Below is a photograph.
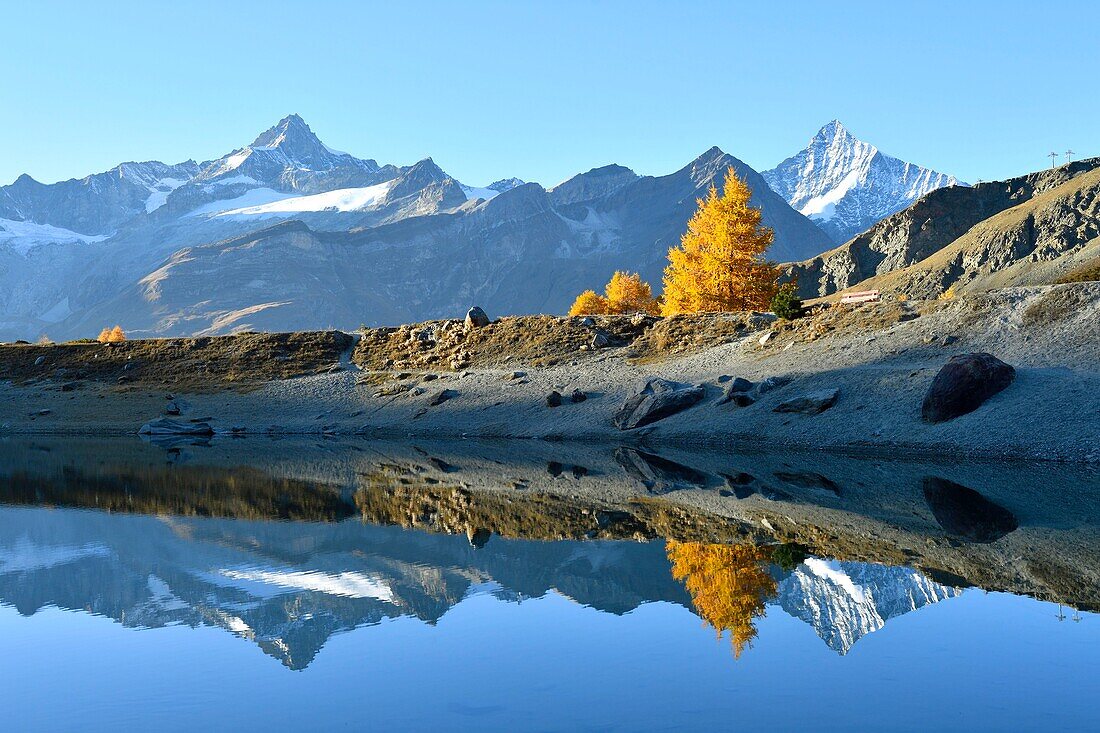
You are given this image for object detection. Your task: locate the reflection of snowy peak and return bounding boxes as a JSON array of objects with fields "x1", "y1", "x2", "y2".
[
  {"x1": 0, "y1": 506, "x2": 686, "y2": 669},
  {"x1": 776, "y1": 558, "x2": 962, "y2": 654},
  {"x1": 763, "y1": 120, "x2": 963, "y2": 244}
]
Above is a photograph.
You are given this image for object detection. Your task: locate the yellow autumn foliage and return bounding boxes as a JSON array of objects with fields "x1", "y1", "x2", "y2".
[
  {"x1": 568, "y1": 271, "x2": 659, "y2": 316},
  {"x1": 661, "y1": 167, "x2": 779, "y2": 316},
  {"x1": 604, "y1": 271, "x2": 660, "y2": 315},
  {"x1": 667, "y1": 540, "x2": 777, "y2": 659},
  {"x1": 568, "y1": 290, "x2": 610, "y2": 316},
  {"x1": 97, "y1": 325, "x2": 126, "y2": 343}
]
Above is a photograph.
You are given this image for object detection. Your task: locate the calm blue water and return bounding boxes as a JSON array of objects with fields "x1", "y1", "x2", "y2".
[{"x1": 0, "y1": 438, "x2": 1096, "y2": 731}]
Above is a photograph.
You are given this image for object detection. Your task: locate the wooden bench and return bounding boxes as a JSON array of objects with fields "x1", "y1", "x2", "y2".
[{"x1": 839, "y1": 289, "x2": 881, "y2": 304}]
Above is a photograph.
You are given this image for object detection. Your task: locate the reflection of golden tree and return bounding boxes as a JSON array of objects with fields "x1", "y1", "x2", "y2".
[{"x1": 667, "y1": 540, "x2": 777, "y2": 659}]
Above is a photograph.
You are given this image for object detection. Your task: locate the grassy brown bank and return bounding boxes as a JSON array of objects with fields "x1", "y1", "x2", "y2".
[{"x1": 0, "y1": 330, "x2": 352, "y2": 392}]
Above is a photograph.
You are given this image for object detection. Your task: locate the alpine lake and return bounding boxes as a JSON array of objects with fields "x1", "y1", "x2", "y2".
[{"x1": 1, "y1": 436, "x2": 1097, "y2": 732}]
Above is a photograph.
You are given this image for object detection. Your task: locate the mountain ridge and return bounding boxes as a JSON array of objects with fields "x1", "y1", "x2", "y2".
[
  {"x1": 783, "y1": 157, "x2": 1100, "y2": 299},
  {"x1": 0, "y1": 115, "x2": 834, "y2": 340}
]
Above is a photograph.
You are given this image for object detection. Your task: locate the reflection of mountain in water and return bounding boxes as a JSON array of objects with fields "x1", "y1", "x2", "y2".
[
  {"x1": 0, "y1": 505, "x2": 960, "y2": 668},
  {"x1": 776, "y1": 559, "x2": 962, "y2": 654}
]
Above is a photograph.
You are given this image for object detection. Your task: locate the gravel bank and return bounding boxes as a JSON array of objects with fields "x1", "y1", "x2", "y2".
[{"x1": 2, "y1": 284, "x2": 1098, "y2": 462}]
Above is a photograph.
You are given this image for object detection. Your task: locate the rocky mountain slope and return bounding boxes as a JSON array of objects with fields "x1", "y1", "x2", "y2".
[
  {"x1": 764, "y1": 120, "x2": 962, "y2": 244},
  {"x1": 0, "y1": 116, "x2": 832, "y2": 341},
  {"x1": 784, "y1": 158, "x2": 1100, "y2": 299}
]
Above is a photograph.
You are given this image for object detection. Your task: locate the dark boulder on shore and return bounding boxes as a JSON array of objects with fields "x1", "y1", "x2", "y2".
[
  {"x1": 429, "y1": 389, "x2": 459, "y2": 406},
  {"x1": 921, "y1": 353, "x2": 1015, "y2": 423},
  {"x1": 614, "y1": 378, "x2": 704, "y2": 430},
  {"x1": 717, "y1": 377, "x2": 754, "y2": 405},
  {"x1": 773, "y1": 388, "x2": 839, "y2": 415}
]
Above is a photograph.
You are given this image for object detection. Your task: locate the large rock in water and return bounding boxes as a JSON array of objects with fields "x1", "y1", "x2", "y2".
[
  {"x1": 614, "y1": 378, "x2": 705, "y2": 430},
  {"x1": 138, "y1": 417, "x2": 214, "y2": 436},
  {"x1": 921, "y1": 353, "x2": 1015, "y2": 423}
]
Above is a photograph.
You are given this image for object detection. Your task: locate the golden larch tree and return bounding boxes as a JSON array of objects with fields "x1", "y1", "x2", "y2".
[
  {"x1": 667, "y1": 540, "x2": 777, "y2": 659},
  {"x1": 604, "y1": 271, "x2": 660, "y2": 315},
  {"x1": 662, "y1": 167, "x2": 779, "y2": 315},
  {"x1": 97, "y1": 325, "x2": 126, "y2": 343},
  {"x1": 568, "y1": 271, "x2": 659, "y2": 316},
  {"x1": 568, "y1": 290, "x2": 610, "y2": 316}
]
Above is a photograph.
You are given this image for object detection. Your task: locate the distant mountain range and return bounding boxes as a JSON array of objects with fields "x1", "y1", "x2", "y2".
[
  {"x1": 0, "y1": 115, "x2": 1023, "y2": 340},
  {"x1": 763, "y1": 120, "x2": 963, "y2": 244},
  {"x1": 0, "y1": 115, "x2": 834, "y2": 340}
]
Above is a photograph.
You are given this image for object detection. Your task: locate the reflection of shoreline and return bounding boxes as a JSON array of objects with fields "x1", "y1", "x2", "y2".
[
  {"x1": 0, "y1": 503, "x2": 974, "y2": 669},
  {"x1": 0, "y1": 437, "x2": 1097, "y2": 613}
]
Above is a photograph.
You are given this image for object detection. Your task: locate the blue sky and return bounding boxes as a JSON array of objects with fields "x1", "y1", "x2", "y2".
[{"x1": 2, "y1": 0, "x2": 1095, "y2": 187}]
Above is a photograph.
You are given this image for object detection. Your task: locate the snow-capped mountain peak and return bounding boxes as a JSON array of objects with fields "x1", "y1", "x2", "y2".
[
  {"x1": 763, "y1": 120, "x2": 964, "y2": 244},
  {"x1": 250, "y1": 113, "x2": 314, "y2": 148},
  {"x1": 196, "y1": 114, "x2": 380, "y2": 185},
  {"x1": 488, "y1": 177, "x2": 525, "y2": 193},
  {"x1": 247, "y1": 113, "x2": 355, "y2": 169},
  {"x1": 460, "y1": 176, "x2": 527, "y2": 202}
]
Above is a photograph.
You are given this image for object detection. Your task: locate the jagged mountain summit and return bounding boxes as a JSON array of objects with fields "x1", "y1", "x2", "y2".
[
  {"x1": 0, "y1": 115, "x2": 834, "y2": 340},
  {"x1": 763, "y1": 120, "x2": 963, "y2": 244},
  {"x1": 196, "y1": 113, "x2": 381, "y2": 185}
]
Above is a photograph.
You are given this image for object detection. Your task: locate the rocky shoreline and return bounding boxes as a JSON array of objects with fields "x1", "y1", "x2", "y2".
[{"x1": 2, "y1": 284, "x2": 1098, "y2": 463}]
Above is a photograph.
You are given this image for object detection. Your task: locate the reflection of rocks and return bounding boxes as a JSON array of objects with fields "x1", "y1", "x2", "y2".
[
  {"x1": 0, "y1": 436, "x2": 1097, "y2": 614},
  {"x1": 138, "y1": 417, "x2": 214, "y2": 437},
  {"x1": 467, "y1": 527, "x2": 492, "y2": 548},
  {"x1": 720, "y1": 472, "x2": 793, "y2": 502},
  {"x1": 923, "y1": 477, "x2": 1018, "y2": 543},
  {"x1": 614, "y1": 448, "x2": 709, "y2": 493},
  {"x1": 774, "y1": 471, "x2": 841, "y2": 496}
]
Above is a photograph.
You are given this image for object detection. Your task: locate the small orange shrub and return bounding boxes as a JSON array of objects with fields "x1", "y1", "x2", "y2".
[
  {"x1": 568, "y1": 289, "x2": 610, "y2": 316},
  {"x1": 97, "y1": 325, "x2": 126, "y2": 343},
  {"x1": 568, "y1": 271, "x2": 659, "y2": 316}
]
